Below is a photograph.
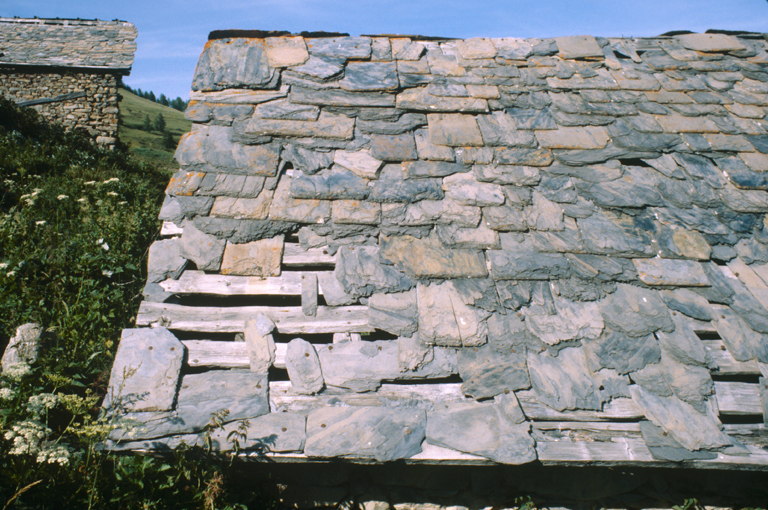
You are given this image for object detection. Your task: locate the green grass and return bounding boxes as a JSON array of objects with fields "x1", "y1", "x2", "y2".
[{"x1": 118, "y1": 88, "x2": 191, "y2": 170}]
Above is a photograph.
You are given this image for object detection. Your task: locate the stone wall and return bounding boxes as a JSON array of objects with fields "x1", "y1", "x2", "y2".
[{"x1": 0, "y1": 68, "x2": 120, "y2": 145}]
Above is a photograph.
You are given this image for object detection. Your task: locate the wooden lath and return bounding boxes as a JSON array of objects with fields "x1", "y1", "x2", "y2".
[{"x1": 136, "y1": 302, "x2": 372, "y2": 334}]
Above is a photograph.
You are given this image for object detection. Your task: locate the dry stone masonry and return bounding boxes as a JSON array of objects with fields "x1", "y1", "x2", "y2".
[
  {"x1": 0, "y1": 18, "x2": 137, "y2": 146},
  {"x1": 108, "y1": 30, "x2": 768, "y2": 470}
]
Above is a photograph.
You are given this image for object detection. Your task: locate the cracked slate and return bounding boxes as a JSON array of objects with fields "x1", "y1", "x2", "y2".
[
  {"x1": 426, "y1": 402, "x2": 536, "y2": 464},
  {"x1": 304, "y1": 406, "x2": 425, "y2": 461}
]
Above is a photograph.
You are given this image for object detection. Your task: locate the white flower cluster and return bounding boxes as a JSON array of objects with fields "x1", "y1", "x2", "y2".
[
  {"x1": 27, "y1": 393, "x2": 58, "y2": 414},
  {"x1": 103, "y1": 178, "x2": 119, "y2": 184},
  {"x1": 0, "y1": 387, "x2": 15, "y2": 400},
  {"x1": 4, "y1": 420, "x2": 72, "y2": 466},
  {"x1": 3, "y1": 363, "x2": 31, "y2": 380},
  {"x1": 5, "y1": 420, "x2": 49, "y2": 455},
  {"x1": 36, "y1": 444, "x2": 73, "y2": 466}
]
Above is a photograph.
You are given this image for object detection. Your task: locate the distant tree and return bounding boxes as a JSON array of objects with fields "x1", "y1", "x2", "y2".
[
  {"x1": 158, "y1": 94, "x2": 170, "y2": 107},
  {"x1": 170, "y1": 97, "x2": 187, "y2": 112},
  {"x1": 142, "y1": 114, "x2": 152, "y2": 132},
  {"x1": 147, "y1": 91, "x2": 156, "y2": 102},
  {"x1": 163, "y1": 130, "x2": 176, "y2": 150},
  {"x1": 153, "y1": 113, "x2": 166, "y2": 133}
]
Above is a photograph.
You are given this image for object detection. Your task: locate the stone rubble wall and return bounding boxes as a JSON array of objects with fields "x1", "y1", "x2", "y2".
[
  {"x1": 0, "y1": 70, "x2": 120, "y2": 144},
  {"x1": 0, "y1": 18, "x2": 137, "y2": 70},
  {"x1": 107, "y1": 32, "x2": 768, "y2": 472}
]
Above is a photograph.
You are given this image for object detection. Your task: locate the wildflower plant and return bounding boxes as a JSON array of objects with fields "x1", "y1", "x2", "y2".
[{"x1": 0, "y1": 98, "x2": 273, "y2": 509}]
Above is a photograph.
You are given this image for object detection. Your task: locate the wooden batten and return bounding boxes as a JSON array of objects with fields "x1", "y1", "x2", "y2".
[
  {"x1": 161, "y1": 270, "x2": 334, "y2": 296},
  {"x1": 283, "y1": 243, "x2": 336, "y2": 266},
  {"x1": 136, "y1": 302, "x2": 372, "y2": 334}
]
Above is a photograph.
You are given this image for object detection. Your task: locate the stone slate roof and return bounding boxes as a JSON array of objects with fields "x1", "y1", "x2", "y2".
[
  {"x1": 107, "y1": 32, "x2": 768, "y2": 469},
  {"x1": 0, "y1": 18, "x2": 137, "y2": 71}
]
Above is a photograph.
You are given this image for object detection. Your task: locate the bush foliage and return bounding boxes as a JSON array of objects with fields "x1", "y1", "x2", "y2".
[{"x1": 0, "y1": 98, "x2": 272, "y2": 509}]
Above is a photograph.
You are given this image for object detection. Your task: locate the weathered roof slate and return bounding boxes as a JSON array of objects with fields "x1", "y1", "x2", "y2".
[
  {"x1": 108, "y1": 32, "x2": 768, "y2": 469},
  {"x1": 0, "y1": 18, "x2": 137, "y2": 71}
]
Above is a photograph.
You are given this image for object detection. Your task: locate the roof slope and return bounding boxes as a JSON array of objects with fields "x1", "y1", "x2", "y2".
[
  {"x1": 0, "y1": 18, "x2": 137, "y2": 71},
  {"x1": 108, "y1": 32, "x2": 768, "y2": 469}
]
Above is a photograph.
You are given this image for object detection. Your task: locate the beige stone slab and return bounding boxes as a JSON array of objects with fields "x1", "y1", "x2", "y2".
[
  {"x1": 644, "y1": 91, "x2": 695, "y2": 104},
  {"x1": 740, "y1": 152, "x2": 768, "y2": 172},
  {"x1": 555, "y1": 35, "x2": 603, "y2": 59},
  {"x1": 189, "y1": 86, "x2": 289, "y2": 104},
  {"x1": 265, "y1": 37, "x2": 309, "y2": 67},
  {"x1": 268, "y1": 174, "x2": 331, "y2": 223},
  {"x1": 166, "y1": 171, "x2": 205, "y2": 196},
  {"x1": 676, "y1": 33, "x2": 747, "y2": 53},
  {"x1": 632, "y1": 258, "x2": 709, "y2": 286},
  {"x1": 727, "y1": 103, "x2": 766, "y2": 119},
  {"x1": 396, "y1": 87, "x2": 488, "y2": 113},
  {"x1": 380, "y1": 233, "x2": 488, "y2": 279},
  {"x1": 455, "y1": 38, "x2": 497, "y2": 59},
  {"x1": 654, "y1": 114, "x2": 720, "y2": 133},
  {"x1": 333, "y1": 149, "x2": 383, "y2": 179},
  {"x1": 246, "y1": 111, "x2": 355, "y2": 139},
  {"x1": 465, "y1": 84, "x2": 500, "y2": 99},
  {"x1": 704, "y1": 134, "x2": 755, "y2": 152},
  {"x1": 670, "y1": 229, "x2": 711, "y2": 261},
  {"x1": 609, "y1": 70, "x2": 661, "y2": 91},
  {"x1": 210, "y1": 192, "x2": 274, "y2": 220},
  {"x1": 391, "y1": 38, "x2": 426, "y2": 60},
  {"x1": 414, "y1": 128, "x2": 455, "y2": 161},
  {"x1": 546, "y1": 68, "x2": 619, "y2": 90},
  {"x1": 221, "y1": 236, "x2": 284, "y2": 277},
  {"x1": 428, "y1": 113, "x2": 484, "y2": 147},
  {"x1": 427, "y1": 51, "x2": 465, "y2": 76},
  {"x1": 535, "y1": 126, "x2": 609, "y2": 150},
  {"x1": 397, "y1": 57, "x2": 430, "y2": 74},
  {"x1": 332, "y1": 200, "x2": 381, "y2": 225}
]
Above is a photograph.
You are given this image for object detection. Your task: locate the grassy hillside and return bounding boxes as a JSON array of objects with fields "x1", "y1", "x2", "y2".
[{"x1": 118, "y1": 87, "x2": 191, "y2": 169}]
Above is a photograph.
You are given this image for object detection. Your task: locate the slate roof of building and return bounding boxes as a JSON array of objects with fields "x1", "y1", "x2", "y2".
[
  {"x1": 0, "y1": 17, "x2": 137, "y2": 71},
  {"x1": 107, "y1": 32, "x2": 768, "y2": 469}
]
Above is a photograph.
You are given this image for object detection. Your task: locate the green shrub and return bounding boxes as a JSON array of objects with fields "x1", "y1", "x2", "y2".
[{"x1": 0, "y1": 98, "x2": 272, "y2": 509}]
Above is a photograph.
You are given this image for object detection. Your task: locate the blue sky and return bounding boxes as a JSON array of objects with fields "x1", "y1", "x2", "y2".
[{"x1": 4, "y1": 1, "x2": 768, "y2": 101}]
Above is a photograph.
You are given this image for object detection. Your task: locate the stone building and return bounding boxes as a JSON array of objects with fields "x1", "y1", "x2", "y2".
[
  {"x1": 0, "y1": 17, "x2": 137, "y2": 146},
  {"x1": 105, "y1": 30, "x2": 768, "y2": 507}
]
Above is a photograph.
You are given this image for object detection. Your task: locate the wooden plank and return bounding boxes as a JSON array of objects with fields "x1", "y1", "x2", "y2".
[
  {"x1": 685, "y1": 317, "x2": 717, "y2": 333},
  {"x1": 247, "y1": 438, "x2": 768, "y2": 470},
  {"x1": 283, "y1": 243, "x2": 336, "y2": 266},
  {"x1": 537, "y1": 437, "x2": 654, "y2": 463},
  {"x1": 160, "y1": 270, "x2": 334, "y2": 296},
  {"x1": 16, "y1": 90, "x2": 86, "y2": 106},
  {"x1": 268, "y1": 381, "x2": 644, "y2": 421},
  {"x1": 136, "y1": 302, "x2": 372, "y2": 334},
  {"x1": 408, "y1": 442, "x2": 489, "y2": 464},
  {"x1": 184, "y1": 340, "x2": 286, "y2": 369},
  {"x1": 536, "y1": 438, "x2": 768, "y2": 469},
  {"x1": 703, "y1": 339, "x2": 760, "y2": 375},
  {"x1": 160, "y1": 221, "x2": 183, "y2": 237},
  {"x1": 715, "y1": 381, "x2": 764, "y2": 415}
]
